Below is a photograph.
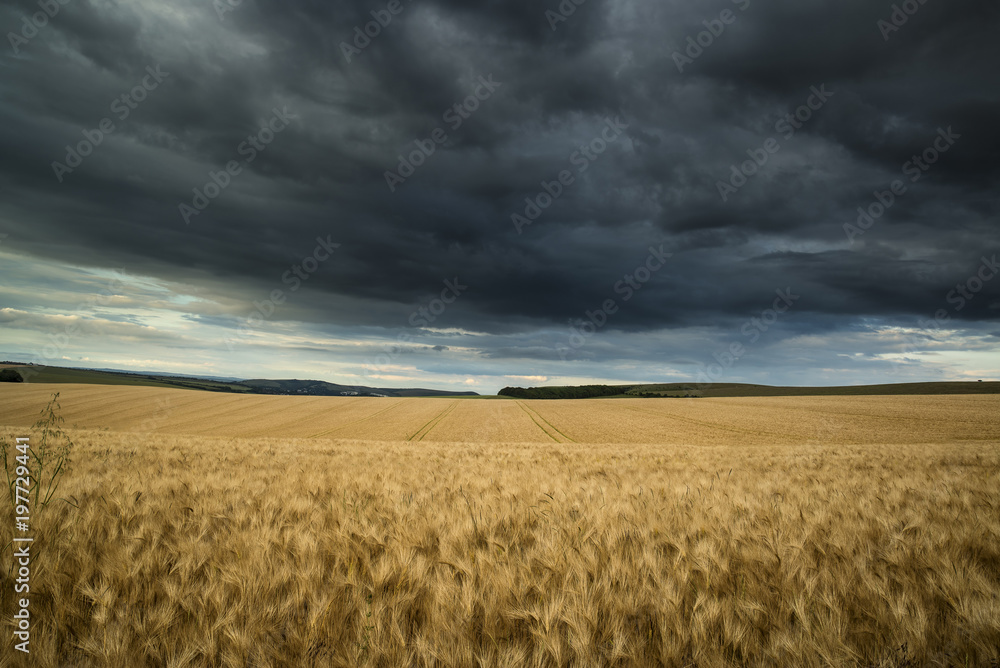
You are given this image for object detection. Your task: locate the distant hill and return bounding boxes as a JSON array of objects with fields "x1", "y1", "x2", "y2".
[
  {"x1": 240, "y1": 378, "x2": 477, "y2": 398},
  {"x1": 0, "y1": 363, "x2": 478, "y2": 397},
  {"x1": 499, "y1": 381, "x2": 1000, "y2": 399}
]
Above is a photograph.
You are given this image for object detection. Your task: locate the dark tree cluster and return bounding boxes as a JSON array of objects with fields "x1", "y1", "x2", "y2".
[
  {"x1": 0, "y1": 369, "x2": 24, "y2": 383},
  {"x1": 498, "y1": 385, "x2": 635, "y2": 399}
]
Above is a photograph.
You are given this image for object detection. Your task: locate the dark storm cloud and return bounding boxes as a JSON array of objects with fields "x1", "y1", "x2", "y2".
[{"x1": 1, "y1": 0, "x2": 997, "y2": 383}]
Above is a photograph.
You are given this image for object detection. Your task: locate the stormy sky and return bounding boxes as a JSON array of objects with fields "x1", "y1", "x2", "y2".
[{"x1": 1, "y1": 0, "x2": 998, "y2": 393}]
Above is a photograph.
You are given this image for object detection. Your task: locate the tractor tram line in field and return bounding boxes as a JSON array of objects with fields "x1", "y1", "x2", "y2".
[
  {"x1": 516, "y1": 401, "x2": 577, "y2": 443},
  {"x1": 406, "y1": 400, "x2": 460, "y2": 442}
]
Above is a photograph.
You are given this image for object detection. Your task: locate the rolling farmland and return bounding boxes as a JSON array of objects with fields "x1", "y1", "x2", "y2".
[
  {"x1": 1, "y1": 384, "x2": 999, "y2": 666},
  {"x1": 1, "y1": 383, "x2": 998, "y2": 445}
]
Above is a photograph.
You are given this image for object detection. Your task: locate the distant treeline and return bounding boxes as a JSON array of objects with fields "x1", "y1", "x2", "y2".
[
  {"x1": 498, "y1": 385, "x2": 635, "y2": 399},
  {"x1": 0, "y1": 368, "x2": 23, "y2": 382}
]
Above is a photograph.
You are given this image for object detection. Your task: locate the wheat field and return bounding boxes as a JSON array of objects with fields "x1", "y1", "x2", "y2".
[
  {"x1": 1, "y1": 384, "x2": 999, "y2": 667},
  {"x1": 1, "y1": 384, "x2": 998, "y2": 445}
]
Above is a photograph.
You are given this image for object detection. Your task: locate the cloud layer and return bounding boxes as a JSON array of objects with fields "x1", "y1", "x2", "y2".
[{"x1": 1, "y1": 0, "x2": 998, "y2": 391}]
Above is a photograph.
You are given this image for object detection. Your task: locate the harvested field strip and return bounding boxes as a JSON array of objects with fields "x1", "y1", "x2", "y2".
[{"x1": 407, "y1": 401, "x2": 459, "y2": 442}]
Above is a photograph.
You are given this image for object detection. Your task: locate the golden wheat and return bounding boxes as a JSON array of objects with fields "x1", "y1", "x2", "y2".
[{"x1": 0, "y1": 386, "x2": 998, "y2": 666}]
